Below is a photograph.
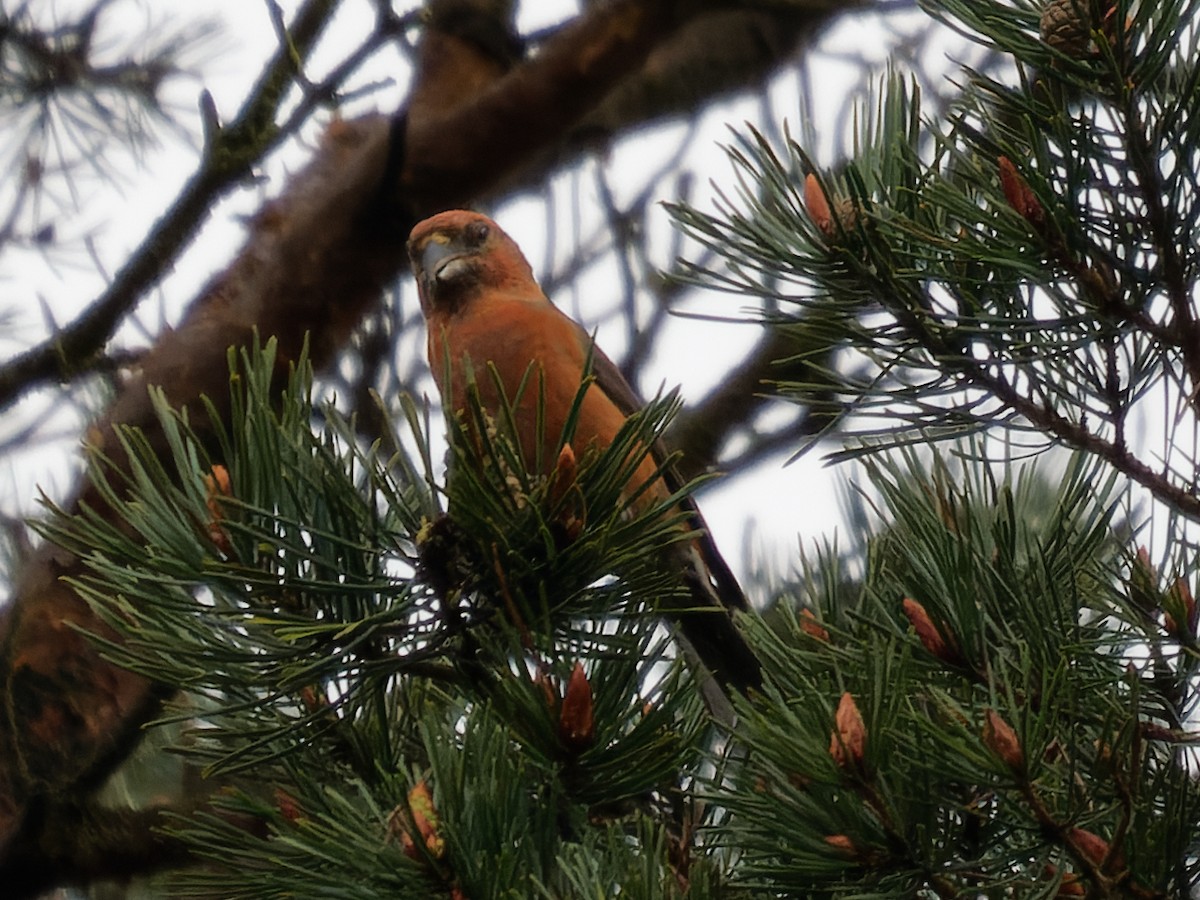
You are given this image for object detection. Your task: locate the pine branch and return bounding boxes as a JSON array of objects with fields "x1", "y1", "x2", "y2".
[
  {"x1": 21, "y1": 340, "x2": 728, "y2": 895},
  {"x1": 672, "y1": 1, "x2": 1200, "y2": 518}
]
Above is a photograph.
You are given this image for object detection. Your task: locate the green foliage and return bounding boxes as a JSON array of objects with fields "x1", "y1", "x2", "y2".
[
  {"x1": 41, "y1": 339, "x2": 431, "y2": 772},
  {"x1": 717, "y1": 450, "x2": 1200, "y2": 896},
  {"x1": 45, "y1": 336, "x2": 1200, "y2": 896},
  {"x1": 40, "y1": 337, "x2": 726, "y2": 896},
  {"x1": 671, "y1": 0, "x2": 1200, "y2": 508},
  {"x1": 664, "y1": 0, "x2": 1200, "y2": 893},
  {"x1": 32, "y1": 0, "x2": 1200, "y2": 895}
]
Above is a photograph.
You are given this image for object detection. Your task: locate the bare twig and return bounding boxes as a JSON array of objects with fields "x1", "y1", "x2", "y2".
[{"x1": 0, "y1": 0, "x2": 342, "y2": 413}]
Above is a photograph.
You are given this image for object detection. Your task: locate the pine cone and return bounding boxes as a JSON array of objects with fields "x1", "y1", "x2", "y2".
[{"x1": 1040, "y1": 0, "x2": 1092, "y2": 58}]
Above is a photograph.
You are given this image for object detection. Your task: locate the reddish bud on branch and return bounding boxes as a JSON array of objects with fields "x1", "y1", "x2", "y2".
[
  {"x1": 1042, "y1": 864, "x2": 1085, "y2": 897},
  {"x1": 549, "y1": 444, "x2": 585, "y2": 542},
  {"x1": 800, "y1": 608, "x2": 829, "y2": 642},
  {"x1": 901, "y1": 598, "x2": 961, "y2": 665},
  {"x1": 1068, "y1": 827, "x2": 1111, "y2": 866},
  {"x1": 559, "y1": 661, "x2": 596, "y2": 752},
  {"x1": 983, "y1": 708, "x2": 1024, "y2": 772},
  {"x1": 804, "y1": 173, "x2": 833, "y2": 235},
  {"x1": 998, "y1": 156, "x2": 1045, "y2": 229},
  {"x1": 1165, "y1": 577, "x2": 1197, "y2": 640},
  {"x1": 396, "y1": 781, "x2": 445, "y2": 860},
  {"x1": 275, "y1": 788, "x2": 302, "y2": 824},
  {"x1": 823, "y1": 834, "x2": 859, "y2": 858},
  {"x1": 829, "y1": 691, "x2": 867, "y2": 770},
  {"x1": 803, "y1": 173, "x2": 858, "y2": 239},
  {"x1": 299, "y1": 684, "x2": 326, "y2": 714},
  {"x1": 551, "y1": 444, "x2": 577, "y2": 497},
  {"x1": 203, "y1": 463, "x2": 234, "y2": 555},
  {"x1": 204, "y1": 463, "x2": 232, "y2": 500}
]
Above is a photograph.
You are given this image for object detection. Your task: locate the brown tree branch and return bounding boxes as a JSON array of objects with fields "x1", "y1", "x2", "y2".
[
  {"x1": 0, "y1": 0, "x2": 343, "y2": 414},
  {"x1": 969, "y1": 358, "x2": 1200, "y2": 520},
  {"x1": 0, "y1": 0, "x2": 860, "y2": 881},
  {"x1": 0, "y1": 110, "x2": 403, "y2": 858},
  {"x1": 0, "y1": 0, "x2": 851, "y2": 872},
  {"x1": 577, "y1": 7, "x2": 829, "y2": 140},
  {"x1": 3, "y1": 801, "x2": 195, "y2": 899},
  {"x1": 398, "y1": 1, "x2": 681, "y2": 211},
  {"x1": 669, "y1": 326, "x2": 841, "y2": 480},
  {"x1": 883, "y1": 272, "x2": 1200, "y2": 520}
]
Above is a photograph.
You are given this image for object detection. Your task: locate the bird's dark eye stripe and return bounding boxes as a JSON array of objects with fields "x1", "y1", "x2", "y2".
[{"x1": 466, "y1": 222, "x2": 490, "y2": 245}]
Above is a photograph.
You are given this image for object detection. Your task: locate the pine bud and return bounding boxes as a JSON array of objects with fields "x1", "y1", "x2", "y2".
[
  {"x1": 1164, "y1": 577, "x2": 1197, "y2": 640},
  {"x1": 800, "y1": 608, "x2": 830, "y2": 642},
  {"x1": 550, "y1": 444, "x2": 586, "y2": 543},
  {"x1": 205, "y1": 463, "x2": 232, "y2": 499},
  {"x1": 559, "y1": 661, "x2": 596, "y2": 753},
  {"x1": 395, "y1": 781, "x2": 444, "y2": 860},
  {"x1": 829, "y1": 691, "x2": 867, "y2": 770},
  {"x1": 551, "y1": 444, "x2": 577, "y2": 497},
  {"x1": 1042, "y1": 864, "x2": 1086, "y2": 896},
  {"x1": 1099, "y1": 3, "x2": 1133, "y2": 51},
  {"x1": 203, "y1": 464, "x2": 233, "y2": 555},
  {"x1": 804, "y1": 173, "x2": 833, "y2": 235},
  {"x1": 299, "y1": 684, "x2": 327, "y2": 714},
  {"x1": 804, "y1": 173, "x2": 858, "y2": 240},
  {"x1": 275, "y1": 788, "x2": 302, "y2": 823},
  {"x1": 983, "y1": 708, "x2": 1024, "y2": 772},
  {"x1": 901, "y1": 598, "x2": 961, "y2": 665},
  {"x1": 1068, "y1": 827, "x2": 1110, "y2": 865},
  {"x1": 823, "y1": 834, "x2": 859, "y2": 858},
  {"x1": 998, "y1": 156, "x2": 1045, "y2": 229}
]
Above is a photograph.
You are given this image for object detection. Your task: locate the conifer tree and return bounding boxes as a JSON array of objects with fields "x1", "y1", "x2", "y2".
[
  {"x1": 12, "y1": 0, "x2": 1200, "y2": 895},
  {"x1": 670, "y1": 0, "x2": 1200, "y2": 893}
]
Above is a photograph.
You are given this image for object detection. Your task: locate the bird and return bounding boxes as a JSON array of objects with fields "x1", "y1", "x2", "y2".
[{"x1": 407, "y1": 209, "x2": 762, "y2": 697}]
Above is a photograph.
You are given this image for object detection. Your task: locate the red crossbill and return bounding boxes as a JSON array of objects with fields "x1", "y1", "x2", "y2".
[{"x1": 408, "y1": 209, "x2": 761, "y2": 694}]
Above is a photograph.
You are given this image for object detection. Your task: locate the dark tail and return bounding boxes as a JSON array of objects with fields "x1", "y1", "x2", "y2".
[
  {"x1": 657, "y1": 459, "x2": 761, "y2": 694},
  {"x1": 676, "y1": 546, "x2": 763, "y2": 695}
]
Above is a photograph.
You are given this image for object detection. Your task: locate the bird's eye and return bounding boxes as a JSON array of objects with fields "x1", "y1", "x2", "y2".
[{"x1": 466, "y1": 222, "x2": 490, "y2": 245}]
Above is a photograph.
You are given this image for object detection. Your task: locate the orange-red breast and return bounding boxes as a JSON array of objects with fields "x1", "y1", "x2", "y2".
[{"x1": 408, "y1": 209, "x2": 761, "y2": 694}]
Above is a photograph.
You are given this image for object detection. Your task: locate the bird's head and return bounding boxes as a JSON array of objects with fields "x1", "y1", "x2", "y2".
[{"x1": 407, "y1": 210, "x2": 538, "y2": 318}]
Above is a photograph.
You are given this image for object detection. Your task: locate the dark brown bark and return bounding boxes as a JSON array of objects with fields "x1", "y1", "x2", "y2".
[
  {"x1": 670, "y1": 327, "x2": 843, "y2": 480},
  {"x1": 0, "y1": 0, "x2": 855, "y2": 882},
  {"x1": 0, "y1": 109, "x2": 405, "y2": 866},
  {"x1": 3, "y1": 801, "x2": 195, "y2": 897}
]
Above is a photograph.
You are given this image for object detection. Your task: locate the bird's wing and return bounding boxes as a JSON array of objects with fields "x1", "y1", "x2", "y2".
[
  {"x1": 576, "y1": 331, "x2": 640, "y2": 417},
  {"x1": 587, "y1": 337, "x2": 748, "y2": 613}
]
